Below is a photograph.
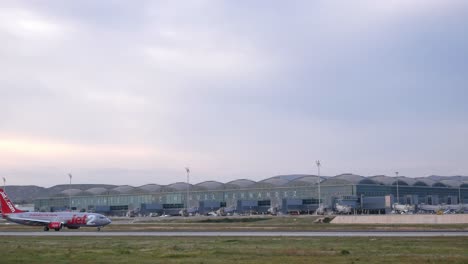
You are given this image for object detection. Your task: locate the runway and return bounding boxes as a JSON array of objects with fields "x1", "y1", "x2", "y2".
[{"x1": 0, "y1": 231, "x2": 467, "y2": 237}]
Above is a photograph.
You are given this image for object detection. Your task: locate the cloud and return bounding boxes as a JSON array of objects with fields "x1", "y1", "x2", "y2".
[
  {"x1": 0, "y1": 134, "x2": 214, "y2": 173},
  {"x1": 0, "y1": 1, "x2": 467, "y2": 186},
  {"x1": 0, "y1": 7, "x2": 68, "y2": 39},
  {"x1": 144, "y1": 45, "x2": 269, "y2": 77}
]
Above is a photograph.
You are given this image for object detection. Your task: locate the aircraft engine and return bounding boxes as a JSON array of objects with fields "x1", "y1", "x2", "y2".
[{"x1": 48, "y1": 222, "x2": 63, "y2": 230}]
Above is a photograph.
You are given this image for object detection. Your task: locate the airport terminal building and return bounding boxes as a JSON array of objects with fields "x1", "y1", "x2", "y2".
[{"x1": 33, "y1": 174, "x2": 468, "y2": 215}]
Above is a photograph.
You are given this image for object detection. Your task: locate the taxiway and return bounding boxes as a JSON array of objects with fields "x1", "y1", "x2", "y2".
[{"x1": 0, "y1": 231, "x2": 467, "y2": 237}]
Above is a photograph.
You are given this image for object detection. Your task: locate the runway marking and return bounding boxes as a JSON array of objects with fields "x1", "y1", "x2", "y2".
[{"x1": 0, "y1": 231, "x2": 467, "y2": 237}]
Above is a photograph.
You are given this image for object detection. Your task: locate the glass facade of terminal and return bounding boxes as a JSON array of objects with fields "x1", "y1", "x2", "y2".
[{"x1": 33, "y1": 174, "x2": 468, "y2": 214}]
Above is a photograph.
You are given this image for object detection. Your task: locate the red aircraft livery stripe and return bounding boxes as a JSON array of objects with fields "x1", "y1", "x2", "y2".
[{"x1": 67, "y1": 215, "x2": 88, "y2": 225}]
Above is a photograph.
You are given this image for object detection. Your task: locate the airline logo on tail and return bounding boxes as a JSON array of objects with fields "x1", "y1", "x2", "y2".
[{"x1": 0, "y1": 188, "x2": 24, "y2": 214}]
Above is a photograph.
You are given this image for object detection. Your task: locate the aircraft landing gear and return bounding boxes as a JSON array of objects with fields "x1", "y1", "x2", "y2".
[
  {"x1": 54, "y1": 224, "x2": 63, "y2": 231},
  {"x1": 97, "y1": 227, "x2": 101, "y2": 231},
  {"x1": 43, "y1": 226, "x2": 49, "y2": 232}
]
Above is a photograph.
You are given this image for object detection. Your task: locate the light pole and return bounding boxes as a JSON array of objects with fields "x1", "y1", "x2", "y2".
[
  {"x1": 2, "y1": 177, "x2": 6, "y2": 193},
  {"x1": 395, "y1": 171, "x2": 399, "y2": 204},
  {"x1": 316, "y1": 160, "x2": 321, "y2": 213},
  {"x1": 68, "y1": 173, "x2": 72, "y2": 211},
  {"x1": 185, "y1": 167, "x2": 190, "y2": 212},
  {"x1": 459, "y1": 184, "x2": 462, "y2": 205}
]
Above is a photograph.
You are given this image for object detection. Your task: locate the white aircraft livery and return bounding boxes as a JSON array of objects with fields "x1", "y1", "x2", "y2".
[{"x1": 0, "y1": 188, "x2": 111, "y2": 231}]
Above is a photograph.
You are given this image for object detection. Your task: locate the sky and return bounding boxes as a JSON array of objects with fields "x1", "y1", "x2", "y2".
[{"x1": 1, "y1": 0, "x2": 467, "y2": 187}]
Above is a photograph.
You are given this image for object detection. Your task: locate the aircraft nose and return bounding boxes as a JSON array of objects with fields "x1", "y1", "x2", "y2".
[{"x1": 107, "y1": 218, "x2": 112, "y2": 224}]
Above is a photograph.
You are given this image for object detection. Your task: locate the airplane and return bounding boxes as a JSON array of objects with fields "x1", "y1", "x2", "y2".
[
  {"x1": 315, "y1": 205, "x2": 328, "y2": 215},
  {"x1": 417, "y1": 204, "x2": 443, "y2": 213},
  {"x1": 0, "y1": 188, "x2": 111, "y2": 231},
  {"x1": 418, "y1": 203, "x2": 468, "y2": 214},
  {"x1": 334, "y1": 203, "x2": 352, "y2": 214},
  {"x1": 267, "y1": 206, "x2": 278, "y2": 215},
  {"x1": 443, "y1": 204, "x2": 468, "y2": 213},
  {"x1": 207, "y1": 211, "x2": 218, "y2": 216},
  {"x1": 392, "y1": 203, "x2": 415, "y2": 214}
]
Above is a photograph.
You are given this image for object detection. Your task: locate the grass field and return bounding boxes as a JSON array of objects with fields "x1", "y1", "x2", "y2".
[{"x1": 1, "y1": 236, "x2": 467, "y2": 263}]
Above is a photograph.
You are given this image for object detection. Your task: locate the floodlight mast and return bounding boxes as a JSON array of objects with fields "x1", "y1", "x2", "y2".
[
  {"x1": 2, "y1": 177, "x2": 6, "y2": 193},
  {"x1": 316, "y1": 160, "x2": 321, "y2": 213},
  {"x1": 68, "y1": 173, "x2": 72, "y2": 211},
  {"x1": 459, "y1": 185, "x2": 462, "y2": 205},
  {"x1": 395, "y1": 171, "x2": 399, "y2": 204},
  {"x1": 459, "y1": 178, "x2": 462, "y2": 205},
  {"x1": 185, "y1": 167, "x2": 190, "y2": 212}
]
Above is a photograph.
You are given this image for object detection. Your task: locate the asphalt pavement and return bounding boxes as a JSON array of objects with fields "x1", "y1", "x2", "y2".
[{"x1": 0, "y1": 231, "x2": 466, "y2": 237}]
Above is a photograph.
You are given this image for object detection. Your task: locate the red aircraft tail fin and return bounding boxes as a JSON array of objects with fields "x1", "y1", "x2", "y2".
[{"x1": 0, "y1": 188, "x2": 24, "y2": 215}]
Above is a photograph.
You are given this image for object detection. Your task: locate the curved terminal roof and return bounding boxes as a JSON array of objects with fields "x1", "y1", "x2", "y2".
[
  {"x1": 433, "y1": 182, "x2": 448, "y2": 187},
  {"x1": 288, "y1": 175, "x2": 322, "y2": 186},
  {"x1": 413, "y1": 178, "x2": 436, "y2": 186},
  {"x1": 274, "y1": 174, "x2": 312, "y2": 181},
  {"x1": 166, "y1": 182, "x2": 192, "y2": 191},
  {"x1": 58, "y1": 189, "x2": 83, "y2": 197},
  {"x1": 138, "y1": 184, "x2": 162, "y2": 193},
  {"x1": 112, "y1": 185, "x2": 136, "y2": 193},
  {"x1": 45, "y1": 174, "x2": 468, "y2": 197},
  {"x1": 334, "y1": 173, "x2": 364, "y2": 182},
  {"x1": 257, "y1": 176, "x2": 290, "y2": 187},
  {"x1": 437, "y1": 179, "x2": 461, "y2": 188},
  {"x1": 85, "y1": 187, "x2": 108, "y2": 195},
  {"x1": 394, "y1": 177, "x2": 417, "y2": 186},
  {"x1": 369, "y1": 175, "x2": 396, "y2": 185},
  {"x1": 225, "y1": 179, "x2": 256, "y2": 189},
  {"x1": 332, "y1": 174, "x2": 377, "y2": 184},
  {"x1": 195, "y1": 181, "x2": 225, "y2": 190}
]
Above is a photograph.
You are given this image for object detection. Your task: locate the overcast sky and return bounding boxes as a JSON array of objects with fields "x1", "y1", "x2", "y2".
[{"x1": 1, "y1": 0, "x2": 467, "y2": 187}]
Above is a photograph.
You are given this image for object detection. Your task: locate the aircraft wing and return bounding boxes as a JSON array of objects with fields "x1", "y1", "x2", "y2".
[{"x1": 7, "y1": 215, "x2": 52, "y2": 226}]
